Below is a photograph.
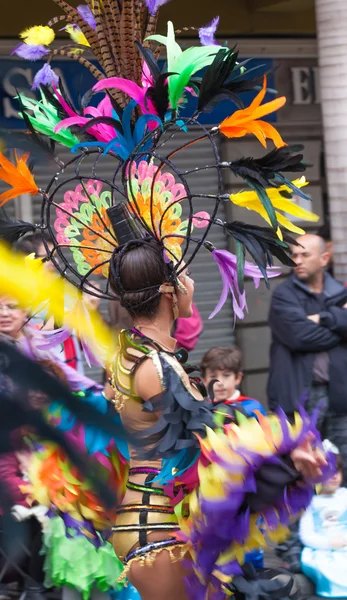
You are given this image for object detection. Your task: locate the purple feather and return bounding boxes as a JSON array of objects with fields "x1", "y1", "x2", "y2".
[
  {"x1": 144, "y1": 0, "x2": 172, "y2": 16},
  {"x1": 198, "y1": 16, "x2": 220, "y2": 46},
  {"x1": 209, "y1": 248, "x2": 281, "y2": 320},
  {"x1": 77, "y1": 5, "x2": 97, "y2": 29},
  {"x1": 35, "y1": 328, "x2": 71, "y2": 350},
  {"x1": 81, "y1": 339, "x2": 103, "y2": 368},
  {"x1": 32, "y1": 63, "x2": 59, "y2": 91},
  {"x1": 12, "y1": 43, "x2": 50, "y2": 61}
]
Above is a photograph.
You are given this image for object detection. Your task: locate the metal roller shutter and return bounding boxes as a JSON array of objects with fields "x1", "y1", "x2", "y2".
[{"x1": 29, "y1": 128, "x2": 235, "y2": 380}]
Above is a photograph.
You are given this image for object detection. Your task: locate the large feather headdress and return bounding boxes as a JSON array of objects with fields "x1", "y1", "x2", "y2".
[{"x1": 0, "y1": 0, "x2": 319, "y2": 318}]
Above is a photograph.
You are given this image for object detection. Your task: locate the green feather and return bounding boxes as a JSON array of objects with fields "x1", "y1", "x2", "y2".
[
  {"x1": 147, "y1": 22, "x2": 222, "y2": 109},
  {"x1": 235, "y1": 240, "x2": 245, "y2": 293},
  {"x1": 18, "y1": 92, "x2": 80, "y2": 149},
  {"x1": 249, "y1": 180, "x2": 278, "y2": 230}
]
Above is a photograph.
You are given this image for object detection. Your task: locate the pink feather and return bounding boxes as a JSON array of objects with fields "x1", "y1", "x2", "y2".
[{"x1": 93, "y1": 77, "x2": 158, "y2": 116}]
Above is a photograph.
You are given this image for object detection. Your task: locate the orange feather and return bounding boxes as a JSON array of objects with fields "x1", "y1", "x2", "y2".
[
  {"x1": 0, "y1": 151, "x2": 39, "y2": 206},
  {"x1": 219, "y1": 77, "x2": 286, "y2": 148}
]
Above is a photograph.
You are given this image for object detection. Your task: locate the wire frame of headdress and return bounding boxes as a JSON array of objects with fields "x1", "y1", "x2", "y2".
[{"x1": 40, "y1": 117, "x2": 223, "y2": 300}]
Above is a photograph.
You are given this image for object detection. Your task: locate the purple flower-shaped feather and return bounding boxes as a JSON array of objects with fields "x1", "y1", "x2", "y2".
[
  {"x1": 77, "y1": 5, "x2": 97, "y2": 29},
  {"x1": 144, "y1": 0, "x2": 172, "y2": 15},
  {"x1": 32, "y1": 63, "x2": 60, "y2": 91},
  {"x1": 209, "y1": 248, "x2": 281, "y2": 320},
  {"x1": 12, "y1": 43, "x2": 50, "y2": 61},
  {"x1": 199, "y1": 16, "x2": 220, "y2": 46}
]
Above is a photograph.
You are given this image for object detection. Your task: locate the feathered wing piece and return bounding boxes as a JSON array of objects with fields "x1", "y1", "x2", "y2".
[
  {"x1": 225, "y1": 145, "x2": 313, "y2": 226},
  {"x1": 0, "y1": 340, "x2": 125, "y2": 509}
]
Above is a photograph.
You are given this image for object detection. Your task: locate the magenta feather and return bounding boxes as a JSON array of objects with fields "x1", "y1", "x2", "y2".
[
  {"x1": 54, "y1": 91, "x2": 118, "y2": 142},
  {"x1": 93, "y1": 78, "x2": 156, "y2": 115},
  {"x1": 198, "y1": 16, "x2": 220, "y2": 46}
]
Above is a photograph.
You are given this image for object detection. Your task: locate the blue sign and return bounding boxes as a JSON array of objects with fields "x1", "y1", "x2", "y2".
[{"x1": 0, "y1": 57, "x2": 274, "y2": 129}]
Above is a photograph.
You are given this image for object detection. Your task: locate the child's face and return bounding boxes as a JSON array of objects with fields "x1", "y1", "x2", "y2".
[
  {"x1": 321, "y1": 470, "x2": 343, "y2": 494},
  {"x1": 203, "y1": 368, "x2": 242, "y2": 402}
]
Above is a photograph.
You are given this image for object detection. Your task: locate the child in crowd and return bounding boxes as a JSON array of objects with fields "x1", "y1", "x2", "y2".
[
  {"x1": 201, "y1": 346, "x2": 266, "y2": 569},
  {"x1": 300, "y1": 443, "x2": 347, "y2": 598},
  {"x1": 200, "y1": 346, "x2": 266, "y2": 422}
]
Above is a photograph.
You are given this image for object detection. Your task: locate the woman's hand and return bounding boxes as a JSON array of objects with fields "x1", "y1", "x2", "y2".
[{"x1": 290, "y1": 434, "x2": 327, "y2": 480}]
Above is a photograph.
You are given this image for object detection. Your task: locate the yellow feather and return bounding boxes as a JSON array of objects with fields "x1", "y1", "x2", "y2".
[
  {"x1": 65, "y1": 24, "x2": 90, "y2": 47},
  {"x1": 0, "y1": 243, "x2": 116, "y2": 363},
  {"x1": 20, "y1": 25, "x2": 55, "y2": 46},
  {"x1": 229, "y1": 177, "x2": 319, "y2": 236}
]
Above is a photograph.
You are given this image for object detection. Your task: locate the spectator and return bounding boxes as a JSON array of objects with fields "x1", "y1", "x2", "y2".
[
  {"x1": 267, "y1": 234, "x2": 347, "y2": 482},
  {"x1": 15, "y1": 232, "x2": 87, "y2": 374},
  {"x1": 317, "y1": 221, "x2": 333, "y2": 270},
  {"x1": 0, "y1": 295, "x2": 99, "y2": 393},
  {"x1": 299, "y1": 443, "x2": 347, "y2": 598},
  {"x1": 201, "y1": 346, "x2": 266, "y2": 421}
]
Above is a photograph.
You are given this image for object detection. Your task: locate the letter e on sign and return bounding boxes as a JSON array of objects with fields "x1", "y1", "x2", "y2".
[{"x1": 291, "y1": 67, "x2": 313, "y2": 105}]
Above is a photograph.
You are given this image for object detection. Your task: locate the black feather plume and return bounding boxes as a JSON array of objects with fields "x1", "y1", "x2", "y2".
[
  {"x1": 145, "y1": 73, "x2": 171, "y2": 120},
  {"x1": 197, "y1": 48, "x2": 268, "y2": 113},
  {"x1": 223, "y1": 145, "x2": 312, "y2": 230},
  {"x1": 226, "y1": 145, "x2": 309, "y2": 189},
  {"x1": 79, "y1": 115, "x2": 124, "y2": 135},
  {"x1": 136, "y1": 42, "x2": 161, "y2": 81},
  {"x1": 221, "y1": 220, "x2": 296, "y2": 285},
  {"x1": 0, "y1": 216, "x2": 36, "y2": 245},
  {"x1": 136, "y1": 43, "x2": 170, "y2": 120}
]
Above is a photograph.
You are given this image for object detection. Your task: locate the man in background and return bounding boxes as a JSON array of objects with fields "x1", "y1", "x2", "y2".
[{"x1": 267, "y1": 234, "x2": 347, "y2": 482}]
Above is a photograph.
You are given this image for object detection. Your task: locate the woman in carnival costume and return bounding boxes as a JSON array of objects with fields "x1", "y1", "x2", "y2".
[{"x1": 0, "y1": 0, "x2": 332, "y2": 598}]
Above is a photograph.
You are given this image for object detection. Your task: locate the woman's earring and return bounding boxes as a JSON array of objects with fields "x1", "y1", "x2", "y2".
[
  {"x1": 176, "y1": 279, "x2": 188, "y2": 296},
  {"x1": 172, "y1": 292, "x2": 179, "y2": 320},
  {"x1": 159, "y1": 284, "x2": 180, "y2": 320}
]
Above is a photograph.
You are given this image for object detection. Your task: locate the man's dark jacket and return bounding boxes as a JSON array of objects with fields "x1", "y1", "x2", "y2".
[{"x1": 267, "y1": 273, "x2": 347, "y2": 414}]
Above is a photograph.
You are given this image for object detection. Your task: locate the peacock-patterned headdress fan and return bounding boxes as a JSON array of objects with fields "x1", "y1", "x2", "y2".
[{"x1": 0, "y1": 0, "x2": 319, "y2": 319}]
